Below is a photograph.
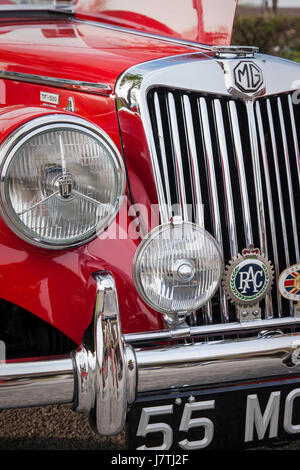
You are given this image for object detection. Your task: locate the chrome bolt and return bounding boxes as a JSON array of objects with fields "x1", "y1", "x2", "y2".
[
  {"x1": 188, "y1": 396, "x2": 196, "y2": 403},
  {"x1": 175, "y1": 398, "x2": 182, "y2": 405},
  {"x1": 241, "y1": 311, "x2": 248, "y2": 317},
  {"x1": 173, "y1": 259, "x2": 195, "y2": 283}
]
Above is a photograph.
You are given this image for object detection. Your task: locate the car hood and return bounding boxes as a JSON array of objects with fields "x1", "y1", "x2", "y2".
[
  {"x1": 75, "y1": 0, "x2": 238, "y2": 46},
  {"x1": 0, "y1": 17, "x2": 203, "y2": 92}
]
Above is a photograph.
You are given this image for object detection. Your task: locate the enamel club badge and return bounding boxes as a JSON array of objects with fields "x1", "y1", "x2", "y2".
[
  {"x1": 223, "y1": 246, "x2": 274, "y2": 320},
  {"x1": 279, "y1": 264, "x2": 300, "y2": 316}
]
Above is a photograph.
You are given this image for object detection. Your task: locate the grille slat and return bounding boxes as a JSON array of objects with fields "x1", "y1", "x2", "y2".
[
  {"x1": 256, "y1": 101, "x2": 281, "y2": 315},
  {"x1": 288, "y1": 94, "x2": 300, "y2": 189},
  {"x1": 213, "y1": 99, "x2": 238, "y2": 259},
  {"x1": 228, "y1": 100, "x2": 253, "y2": 248},
  {"x1": 182, "y1": 95, "x2": 204, "y2": 227},
  {"x1": 277, "y1": 97, "x2": 300, "y2": 262},
  {"x1": 182, "y1": 94, "x2": 214, "y2": 324},
  {"x1": 246, "y1": 101, "x2": 273, "y2": 318},
  {"x1": 198, "y1": 97, "x2": 230, "y2": 323},
  {"x1": 266, "y1": 99, "x2": 291, "y2": 268},
  {"x1": 167, "y1": 92, "x2": 188, "y2": 220},
  {"x1": 147, "y1": 88, "x2": 299, "y2": 325},
  {"x1": 153, "y1": 92, "x2": 173, "y2": 219}
]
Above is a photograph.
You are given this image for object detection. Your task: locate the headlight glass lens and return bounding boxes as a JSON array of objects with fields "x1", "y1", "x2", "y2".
[
  {"x1": 0, "y1": 117, "x2": 125, "y2": 248},
  {"x1": 133, "y1": 222, "x2": 223, "y2": 314}
]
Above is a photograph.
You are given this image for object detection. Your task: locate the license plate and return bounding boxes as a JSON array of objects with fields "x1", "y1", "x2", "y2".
[{"x1": 127, "y1": 377, "x2": 300, "y2": 450}]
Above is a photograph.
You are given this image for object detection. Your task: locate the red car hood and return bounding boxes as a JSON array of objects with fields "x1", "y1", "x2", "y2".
[
  {"x1": 0, "y1": 18, "x2": 202, "y2": 92},
  {"x1": 76, "y1": 0, "x2": 238, "y2": 46}
]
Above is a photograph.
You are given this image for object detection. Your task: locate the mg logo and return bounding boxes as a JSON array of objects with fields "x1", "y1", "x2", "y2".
[{"x1": 233, "y1": 61, "x2": 263, "y2": 93}]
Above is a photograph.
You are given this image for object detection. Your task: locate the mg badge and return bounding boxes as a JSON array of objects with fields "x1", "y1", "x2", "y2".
[
  {"x1": 279, "y1": 264, "x2": 300, "y2": 317},
  {"x1": 223, "y1": 245, "x2": 274, "y2": 321},
  {"x1": 233, "y1": 61, "x2": 263, "y2": 93}
]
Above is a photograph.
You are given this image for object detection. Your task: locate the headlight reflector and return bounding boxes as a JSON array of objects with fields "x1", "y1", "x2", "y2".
[
  {"x1": 0, "y1": 115, "x2": 125, "y2": 248},
  {"x1": 133, "y1": 221, "x2": 223, "y2": 315}
]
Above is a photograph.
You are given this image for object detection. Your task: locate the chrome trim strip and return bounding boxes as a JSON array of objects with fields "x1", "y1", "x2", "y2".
[
  {"x1": 182, "y1": 94, "x2": 203, "y2": 227},
  {"x1": 266, "y1": 99, "x2": 293, "y2": 316},
  {"x1": 266, "y1": 99, "x2": 291, "y2": 267},
  {"x1": 213, "y1": 99, "x2": 238, "y2": 258},
  {"x1": 246, "y1": 101, "x2": 267, "y2": 255},
  {"x1": 0, "y1": 357, "x2": 74, "y2": 409},
  {"x1": 198, "y1": 99, "x2": 223, "y2": 255},
  {"x1": 212, "y1": 45, "x2": 259, "y2": 58},
  {"x1": 167, "y1": 92, "x2": 188, "y2": 220},
  {"x1": 246, "y1": 101, "x2": 272, "y2": 319},
  {"x1": 124, "y1": 317, "x2": 300, "y2": 343},
  {"x1": 136, "y1": 333, "x2": 300, "y2": 392},
  {"x1": 228, "y1": 100, "x2": 253, "y2": 247},
  {"x1": 153, "y1": 92, "x2": 172, "y2": 215},
  {"x1": 182, "y1": 95, "x2": 212, "y2": 323},
  {"x1": 277, "y1": 97, "x2": 300, "y2": 262},
  {"x1": 255, "y1": 101, "x2": 281, "y2": 315},
  {"x1": 140, "y1": 90, "x2": 170, "y2": 224},
  {"x1": 198, "y1": 97, "x2": 229, "y2": 323},
  {"x1": 73, "y1": 18, "x2": 213, "y2": 52},
  {"x1": 0, "y1": 70, "x2": 112, "y2": 95},
  {"x1": 288, "y1": 94, "x2": 300, "y2": 188},
  {"x1": 74, "y1": 272, "x2": 136, "y2": 435},
  {"x1": 0, "y1": 5, "x2": 73, "y2": 13}
]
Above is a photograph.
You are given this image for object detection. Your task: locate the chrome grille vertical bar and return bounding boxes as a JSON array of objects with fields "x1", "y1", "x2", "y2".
[
  {"x1": 153, "y1": 92, "x2": 172, "y2": 221},
  {"x1": 198, "y1": 97, "x2": 229, "y2": 323},
  {"x1": 266, "y1": 100, "x2": 290, "y2": 267},
  {"x1": 167, "y1": 92, "x2": 188, "y2": 221},
  {"x1": 213, "y1": 99, "x2": 238, "y2": 258},
  {"x1": 228, "y1": 101, "x2": 253, "y2": 248},
  {"x1": 198, "y1": 98, "x2": 223, "y2": 248},
  {"x1": 246, "y1": 101, "x2": 273, "y2": 319},
  {"x1": 288, "y1": 94, "x2": 300, "y2": 188},
  {"x1": 183, "y1": 94, "x2": 212, "y2": 324},
  {"x1": 266, "y1": 99, "x2": 293, "y2": 316},
  {"x1": 144, "y1": 98, "x2": 169, "y2": 224},
  {"x1": 182, "y1": 95, "x2": 204, "y2": 227},
  {"x1": 277, "y1": 97, "x2": 300, "y2": 262},
  {"x1": 256, "y1": 101, "x2": 281, "y2": 315}
]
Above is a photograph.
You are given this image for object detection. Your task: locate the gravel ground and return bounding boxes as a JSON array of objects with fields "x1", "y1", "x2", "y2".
[
  {"x1": 0, "y1": 405, "x2": 125, "y2": 450},
  {"x1": 0, "y1": 405, "x2": 298, "y2": 450}
]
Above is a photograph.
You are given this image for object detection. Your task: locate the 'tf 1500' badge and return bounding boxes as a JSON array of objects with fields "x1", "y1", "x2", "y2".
[
  {"x1": 279, "y1": 264, "x2": 300, "y2": 317},
  {"x1": 223, "y1": 245, "x2": 274, "y2": 321}
]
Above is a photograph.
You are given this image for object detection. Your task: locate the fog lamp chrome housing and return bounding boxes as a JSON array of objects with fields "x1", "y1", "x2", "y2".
[
  {"x1": 133, "y1": 221, "x2": 223, "y2": 321},
  {"x1": 0, "y1": 114, "x2": 125, "y2": 249}
]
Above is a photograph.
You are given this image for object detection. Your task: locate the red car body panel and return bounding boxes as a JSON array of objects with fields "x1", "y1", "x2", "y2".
[
  {"x1": 0, "y1": 97, "x2": 164, "y2": 345},
  {"x1": 76, "y1": 0, "x2": 238, "y2": 46},
  {"x1": 0, "y1": 19, "x2": 195, "y2": 92},
  {"x1": 0, "y1": 5, "x2": 236, "y2": 344}
]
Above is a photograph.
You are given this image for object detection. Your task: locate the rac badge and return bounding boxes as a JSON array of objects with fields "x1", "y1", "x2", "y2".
[
  {"x1": 223, "y1": 245, "x2": 274, "y2": 321},
  {"x1": 279, "y1": 264, "x2": 300, "y2": 317}
]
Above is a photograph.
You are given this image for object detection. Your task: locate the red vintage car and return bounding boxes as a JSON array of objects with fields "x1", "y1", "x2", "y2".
[{"x1": 0, "y1": 0, "x2": 299, "y2": 450}]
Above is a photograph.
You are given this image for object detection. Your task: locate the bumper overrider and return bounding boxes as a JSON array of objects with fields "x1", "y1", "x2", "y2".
[{"x1": 0, "y1": 271, "x2": 300, "y2": 437}]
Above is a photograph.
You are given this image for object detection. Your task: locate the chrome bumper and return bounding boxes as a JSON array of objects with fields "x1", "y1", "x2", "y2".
[{"x1": 0, "y1": 271, "x2": 300, "y2": 436}]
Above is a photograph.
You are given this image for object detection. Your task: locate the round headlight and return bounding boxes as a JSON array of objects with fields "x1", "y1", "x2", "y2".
[
  {"x1": 0, "y1": 115, "x2": 125, "y2": 249},
  {"x1": 133, "y1": 221, "x2": 223, "y2": 315}
]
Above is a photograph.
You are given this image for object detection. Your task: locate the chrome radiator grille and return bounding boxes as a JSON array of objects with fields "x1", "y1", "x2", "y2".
[{"x1": 147, "y1": 88, "x2": 300, "y2": 325}]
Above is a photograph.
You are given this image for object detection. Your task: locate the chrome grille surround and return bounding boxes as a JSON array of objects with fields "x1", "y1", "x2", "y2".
[{"x1": 116, "y1": 52, "x2": 300, "y2": 336}]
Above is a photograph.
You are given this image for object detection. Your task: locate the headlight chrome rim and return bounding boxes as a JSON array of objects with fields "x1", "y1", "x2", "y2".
[
  {"x1": 133, "y1": 221, "x2": 223, "y2": 316},
  {"x1": 0, "y1": 114, "x2": 126, "y2": 249}
]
